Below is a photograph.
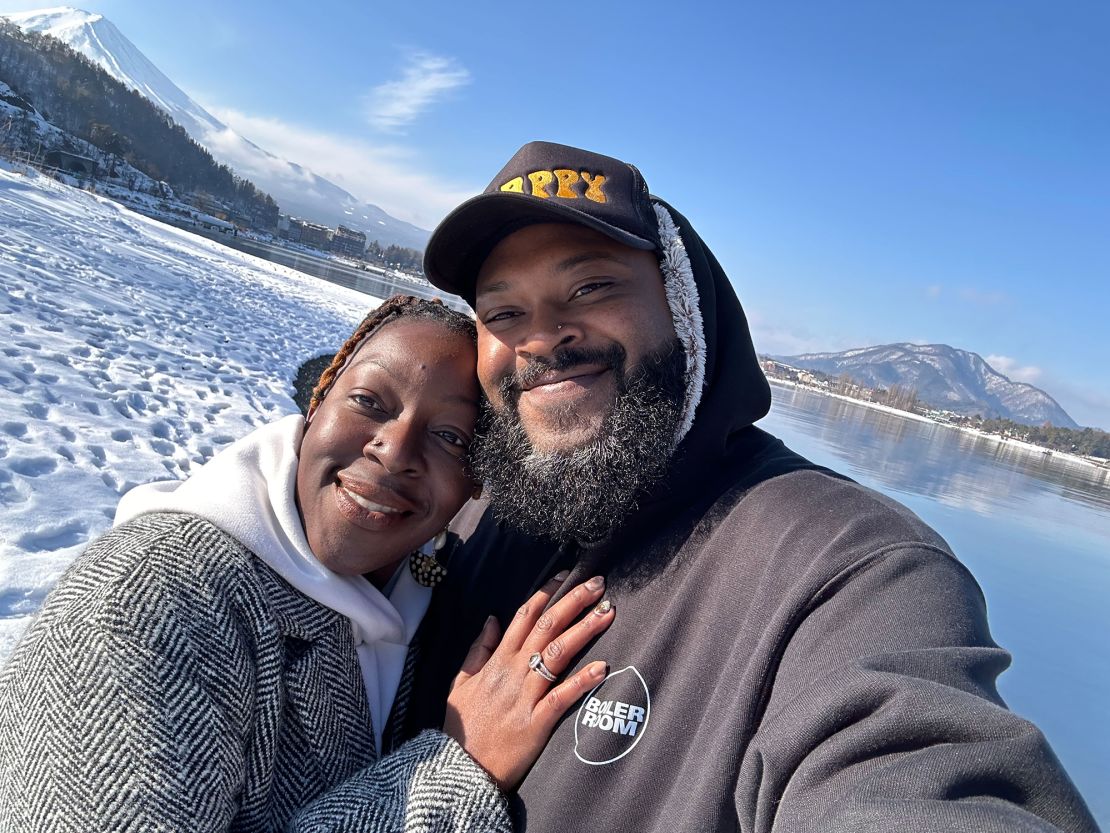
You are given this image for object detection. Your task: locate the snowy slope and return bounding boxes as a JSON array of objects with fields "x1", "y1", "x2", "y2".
[
  {"x1": 0, "y1": 161, "x2": 380, "y2": 661},
  {"x1": 3, "y1": 6, "x2": 431, "y2": 250},
  {"x1": 1, "y1": 79, "x2": 180, "y2": 203},
  {"x1": 777, "y1": 343, "x2": 1079, "y2": 428}
]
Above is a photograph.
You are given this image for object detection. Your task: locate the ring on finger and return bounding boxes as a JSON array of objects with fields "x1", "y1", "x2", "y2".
[{"x1": 528, "y1": 652, "x2": 558, "y2": 682}]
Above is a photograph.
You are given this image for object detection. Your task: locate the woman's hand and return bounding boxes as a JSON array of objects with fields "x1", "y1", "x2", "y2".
[{"x1": 443, "y1": 572, "x2": 614, "y2": 791}]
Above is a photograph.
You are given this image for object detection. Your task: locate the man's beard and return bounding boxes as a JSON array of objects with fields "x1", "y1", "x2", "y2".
[{"x1": 469, "y1": 339, "x2": 687, "y2": 543}]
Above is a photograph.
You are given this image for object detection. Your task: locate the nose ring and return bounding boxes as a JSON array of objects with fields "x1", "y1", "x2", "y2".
[{"x1": 557, "y1": 324, "x2": 564, "y2": 331}]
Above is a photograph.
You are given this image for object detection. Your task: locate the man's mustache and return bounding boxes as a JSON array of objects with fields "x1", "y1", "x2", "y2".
[{"x1": 498, "y1": 344, "x2": 627, "y2": 404}]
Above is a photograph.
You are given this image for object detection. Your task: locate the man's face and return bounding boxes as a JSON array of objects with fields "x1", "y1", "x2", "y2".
[{"x1": 474, "y1": 223, "x2": 676, "y2": 451}]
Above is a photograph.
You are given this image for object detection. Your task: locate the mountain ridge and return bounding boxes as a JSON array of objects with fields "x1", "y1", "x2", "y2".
[
  {"x1": 3, "y1": 6, "x2": 431, "y2": 250},
  {"x1": 773, "y1": 342, "x2": 1080, "y2": 429}
]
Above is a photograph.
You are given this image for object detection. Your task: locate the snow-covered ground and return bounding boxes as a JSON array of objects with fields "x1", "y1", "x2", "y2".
[{"x1": 0, "y1": 162, "x2": 380, "y2": 660}]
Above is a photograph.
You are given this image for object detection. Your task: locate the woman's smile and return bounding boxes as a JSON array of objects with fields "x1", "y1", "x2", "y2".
[{"x1": 334, "y1": 472, "x2": 419, "y2": 531}]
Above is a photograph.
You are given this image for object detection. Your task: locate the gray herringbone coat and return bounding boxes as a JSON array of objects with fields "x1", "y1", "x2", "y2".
[{"x1": 0, "y1": 513, "x2": 510, "y2": 832}]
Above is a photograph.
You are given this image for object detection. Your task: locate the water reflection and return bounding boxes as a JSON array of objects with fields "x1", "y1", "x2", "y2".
[{"x1": 765, "y1": 384, "x2": 1110, "y2": 523}]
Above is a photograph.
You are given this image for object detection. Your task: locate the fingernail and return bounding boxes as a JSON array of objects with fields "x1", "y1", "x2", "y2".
[
  {"x1": 590, "y1": 662, "x2": 608, "y2": 679},
  {"x1": 586, "y1": 575, "x2": 605, "y2": 592},
  {"x1": 552, "y1": 569, "x2": 570, "y2": 582},
  {"x1": 485, "y1": 615, "x2": 497, "y2": 628},
  {"x1": 593, "y1": 599, "x2": 612, "y2": 616}
]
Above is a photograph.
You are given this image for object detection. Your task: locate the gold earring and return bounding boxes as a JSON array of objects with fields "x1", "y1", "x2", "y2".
[{"x1": 409, "y1": 527, "x2": 450, "y2": 588}]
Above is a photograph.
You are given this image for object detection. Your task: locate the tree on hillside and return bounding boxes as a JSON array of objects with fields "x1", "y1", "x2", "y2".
[{"x1": 0, "y1": 20, "x2": 280, "y2": 229}]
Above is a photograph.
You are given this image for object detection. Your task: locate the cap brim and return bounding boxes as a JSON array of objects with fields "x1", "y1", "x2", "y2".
[{"x1": 423, "y1": 192, "x2": 656, "y2": 305}]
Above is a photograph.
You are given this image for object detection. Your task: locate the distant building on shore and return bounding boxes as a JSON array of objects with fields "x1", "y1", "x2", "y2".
[
  {"x1": 284, "y1": 217, "x2": 331, "y2": 248},
  {"x1": 278, "y1": 217, "x2": 368, "y2": 256},
  {"x1": 331, "y1": 225, "x2": 366, "y2": 258}
]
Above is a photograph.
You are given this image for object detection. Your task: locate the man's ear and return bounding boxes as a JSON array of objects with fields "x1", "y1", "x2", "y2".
[{"x1": 472, "y1": 482, "x2": 484, "y2": 500}]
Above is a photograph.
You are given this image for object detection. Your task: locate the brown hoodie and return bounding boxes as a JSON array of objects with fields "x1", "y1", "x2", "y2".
[{"x1": 405, "y1": 200, "x2": 1097, "y2": 832}]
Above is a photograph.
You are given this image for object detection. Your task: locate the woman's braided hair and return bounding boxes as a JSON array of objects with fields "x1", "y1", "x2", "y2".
[{"x1": 309, "y1": 294, "x2": 476, "y2": 418}]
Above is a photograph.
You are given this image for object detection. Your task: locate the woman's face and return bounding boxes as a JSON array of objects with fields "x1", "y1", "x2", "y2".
[{"x1": 296, "y1": 317, "x2": 479, "y2": 582}]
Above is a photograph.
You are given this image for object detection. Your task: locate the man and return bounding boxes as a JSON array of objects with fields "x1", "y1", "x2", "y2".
[{"x1": 406, "y1": 142, "x2": 1097, "y2": 832}]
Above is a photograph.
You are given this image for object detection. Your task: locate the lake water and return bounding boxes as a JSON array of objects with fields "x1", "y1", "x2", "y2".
[
  {"x1": 194, "y1": 232, "x2": 470, "y2": 312},
  {"x1": 760, "y1": 382, "x2": 1109, "y2": 823}
]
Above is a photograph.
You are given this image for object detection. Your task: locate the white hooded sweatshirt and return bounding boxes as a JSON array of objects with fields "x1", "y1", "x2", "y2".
[{"x1": 114, "y1": 414, "x2": 432, "y2": 753}]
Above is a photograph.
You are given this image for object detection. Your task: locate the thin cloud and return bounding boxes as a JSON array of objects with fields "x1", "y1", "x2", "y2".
[
  {"x1": 748, "y1": 313, "x2": 850, "y2": 357},
  {"x1": 986, "y1": 354, "x2": 1043, "y2": 384},
  {"x1": 206, "y1": 106, "x2": 477, "y2": 229},
  {"x1": 364, "y1": 51, "x2": 470, "y2": 132},
  {"x1": 957, "y1": 287, "x2": 1009, "y2": 306}
]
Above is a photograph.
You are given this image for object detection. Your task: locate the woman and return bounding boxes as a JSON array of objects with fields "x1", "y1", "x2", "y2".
[{"x1": 0, "y1": 295, "x2": 614, "y2": 832}]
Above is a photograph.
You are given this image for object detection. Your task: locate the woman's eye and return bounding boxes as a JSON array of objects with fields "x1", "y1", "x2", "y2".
[
  {"x1": 435, "y1": 430, "x2": 468, "y2": 449},
  {"x1": 352, "y1": 394, "x2": 385, "y2": 413}
]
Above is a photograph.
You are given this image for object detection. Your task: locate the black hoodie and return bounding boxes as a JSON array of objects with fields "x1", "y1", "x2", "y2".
[{"x1": 405, "y1": 202, "x2": 1097, "y2": 832}]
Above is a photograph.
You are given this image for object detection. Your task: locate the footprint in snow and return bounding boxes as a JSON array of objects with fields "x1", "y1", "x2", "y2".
[
  {"x1": 8, "y1": 456, "x2": 57, "y2": 477},
  {"x1": 0, "y1": 588, "x2": 50, "y2": 619},
  {"x1": 149, "y1": 438, "x2": 175, "y2": 457},
  {"x1": 1, "y1": 374, "x2": 27, "y2": 393},
  {"x1": 15, "y1": 519, "x2": 88, "y2": 554},
  {"x1": 87, "y1": 445, "x2": 106, "y2": 468},
  {"x1": 2, "y1": 422, "x2": 28, "y2": 439},
  {"x1": 0, "y1": 473, "x2": 28, "y2": 506}
]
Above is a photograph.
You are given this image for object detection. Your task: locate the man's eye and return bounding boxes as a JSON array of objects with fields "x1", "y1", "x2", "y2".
[
  {"x1": 572, "y1": 281, "x2": 611, "y2": 298},
  {"x1": 483, "y1": 309, "x2": 519, "y2": 324}
]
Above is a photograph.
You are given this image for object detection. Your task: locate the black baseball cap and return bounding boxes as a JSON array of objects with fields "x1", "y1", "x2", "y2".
[{"x1": 423, "y1": 141, "x2": 661, "y2": 304}]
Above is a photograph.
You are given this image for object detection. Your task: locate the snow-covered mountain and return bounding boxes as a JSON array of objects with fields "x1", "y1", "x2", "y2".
[
  {"x1": 3, "y1": 6, "x2": 430, "y2": 250},
  {"x1": 775, "y1": 343, "x2": 1080, "y2": 428}
]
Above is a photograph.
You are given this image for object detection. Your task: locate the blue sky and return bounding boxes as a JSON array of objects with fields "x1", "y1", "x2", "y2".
[{"x1": 5, "y1": 1, "x2": 1108, "y2": 428}]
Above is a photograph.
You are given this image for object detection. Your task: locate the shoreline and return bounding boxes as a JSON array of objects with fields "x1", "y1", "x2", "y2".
[{"x1": 767, "y1": 378, "x2": 1109, "y2": 471}]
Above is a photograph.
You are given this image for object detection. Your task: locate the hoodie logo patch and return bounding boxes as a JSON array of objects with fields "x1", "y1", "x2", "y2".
[{"x1": 573, "y1": 665, "x2": 651, "y2": 765}]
